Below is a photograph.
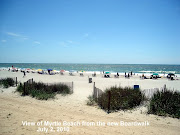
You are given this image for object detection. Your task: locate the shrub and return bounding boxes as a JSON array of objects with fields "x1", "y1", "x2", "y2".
[
  {"x1": 148, "y1": 89, "x2": 180, "y2": 118},
  {"x1": 0, "y1": 78, "x2": 15, "y2": 88},
  {"x1": 16, "y1": 82, "x2": 71, "y2": 100},
  {"x1": 86, "y1": 95, "x2": 96, "y2": 106},
  {"x1": 97, "y1": 86, "x2": 145, "y2": 112}
]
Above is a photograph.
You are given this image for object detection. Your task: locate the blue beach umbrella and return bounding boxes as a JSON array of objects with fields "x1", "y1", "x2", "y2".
[
  {"x1": 47, "y1": 69, "x2": 53, "y2": 71},
  {"x1": 69, "y1": 70, "x2": 75, "y2": 73},
  {"x1": 168, "y1": 73, "x2": 175, "y2": 76}
]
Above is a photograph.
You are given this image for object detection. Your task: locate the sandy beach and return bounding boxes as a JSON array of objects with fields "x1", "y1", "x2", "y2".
[{"x1": 0, "y1": 70, "x2": 180, "y2": 135}]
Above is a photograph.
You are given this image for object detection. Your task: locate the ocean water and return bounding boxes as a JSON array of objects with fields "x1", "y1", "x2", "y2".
[{"x1": 0, "y1": 63, "x2": 180, "y2": 74}]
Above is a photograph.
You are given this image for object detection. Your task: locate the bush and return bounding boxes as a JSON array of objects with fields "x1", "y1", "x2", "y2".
[
  {"x1": 0, "y1": 78, "x2": 15, "y2": 88},
  {"x1": 86, "y1": 95, "x2": 96, "y2": 106},
  {"x1": 16, "y1": 82, "x2": 71, "y2": 100},
  {"x1": 97, "y1": 86, "x2": 145, "y2": 112},
  {"x1": 148, "y1": 89, "x2": 180, "y2": 118}
]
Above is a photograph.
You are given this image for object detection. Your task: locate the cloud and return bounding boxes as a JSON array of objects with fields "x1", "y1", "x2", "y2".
[
  {"x1": 34, "y1": 41, "x2": 41, "y2": 44},
  {"x1": 1, "y1": 40, "x2": 6, "y2": 42},
  {"x1": 6, "y1": 32, "x2": 21, "y2": 37},
  {"x1": 6, "y1": 32, "x2": 28, "y2": 40}
]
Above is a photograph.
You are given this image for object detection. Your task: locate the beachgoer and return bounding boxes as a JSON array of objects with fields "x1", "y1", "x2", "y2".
[
  {"x1": 94, "y1": 72, "x2": 96, "y2": 77},
  {"x1": 117, "y1": 72, "x2": 119, "y2": 76},
  {"x1": 131, "y1": 71, "x2": 132, "y2": 76},
  {"x1": 125, "y1": 72, "x2": 126, "y2": 77},
  {"x1": 128, "y1": 73, "x2": 130, "y2": 78},
  {"x1": 23, "y1": 71, "x2": 26, "y2": 77}
]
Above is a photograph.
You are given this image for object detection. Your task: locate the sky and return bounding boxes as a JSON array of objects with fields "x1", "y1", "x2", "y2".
[{"x1": 0, "y1": 0, "x2": 180, "y2": 64}]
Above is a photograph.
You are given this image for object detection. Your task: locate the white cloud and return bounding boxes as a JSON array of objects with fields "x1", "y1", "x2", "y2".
[
  {"x1": 34, "y1": 41, "x2": 41, "y2": 44},
  {"x1": 1, "y1": 40, "x2": 6, "y2": 42},
  {"x1": 6, "y1": 32, "x2": 20, "y2": 37}
]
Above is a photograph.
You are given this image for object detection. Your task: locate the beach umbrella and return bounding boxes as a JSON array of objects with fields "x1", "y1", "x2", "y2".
[
  {"x1": 47, "y1": 69, "x2": 53, "y2": 71},
  {"x1": 105, "y1": 71, "x2": 110, "y2": 74},
  {"x1": 79, "y1": 70, "x2": 85, "y2": 73},
  {"x1": 69, "y1": 70, "x2": 75, "y2": 73},
  {"x1": 168, "y1": 73, "x2": 175, "y2": 76},
  {"x1": 38, "y1": 69, "x2": 42, "y2": 71},
  {"x1": 153, "y1": 73, "x2": 159, "y2": 76},
  {"x1": 60, "y1": 70, "x2": 65, "y2": 72}
]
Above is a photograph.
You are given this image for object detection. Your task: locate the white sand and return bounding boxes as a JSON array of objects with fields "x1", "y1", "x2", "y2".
[{"x1": 0, "y1": 70, "x2": 180, "y2": 135}]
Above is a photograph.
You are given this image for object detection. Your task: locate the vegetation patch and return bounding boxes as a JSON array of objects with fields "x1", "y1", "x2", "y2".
[
  {"x1": 0, "y1": 78, "x2": 15, "y2": 88},
  {"x1": 148, "y1": 89, "x2": 180, "y2": 118},
  {"x1": 95, "y1": 86, "x2": 145, "y2": 112},
  {"x1": 86, "y1": 95, "x2": 96, "y2": 106},
  {"x1": 16, "y1": 82, "x2": 71, "y2": 100}
]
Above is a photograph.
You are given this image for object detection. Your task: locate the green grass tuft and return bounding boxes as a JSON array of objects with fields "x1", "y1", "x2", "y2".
[
  {"x1": 97, "y1": 86, "x2": 145, "y2": 112},
  {"x1": 148, "y1": 89, "x2": 180, "y2": 118},
  {"x1": 0, "y1": 78, "x2": 15, "y2": 88},
  {"x1": 16, "y1": 82, "x2": 71, "y2": 100}
]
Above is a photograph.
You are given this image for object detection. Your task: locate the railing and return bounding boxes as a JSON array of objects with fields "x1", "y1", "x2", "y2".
[{"x1": 93, "y1": 82, "x2": 103, "y2": 99}]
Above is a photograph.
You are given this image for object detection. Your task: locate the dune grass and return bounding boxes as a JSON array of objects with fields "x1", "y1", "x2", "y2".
[
  {"x1": 148, "y1": 89, "x2": 180, "y2": 118},
  {"x1": 16, "y1": 81, "x2": 71, "y2": 100},
  {"x1": 0, "y1": 77, "x2": 15, "y2": 88},
  {"x1": 94, "y1": 86, "x2": 145, "y2": 112}
]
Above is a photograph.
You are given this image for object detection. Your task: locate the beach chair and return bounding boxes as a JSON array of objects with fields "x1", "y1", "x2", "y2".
[
  {"x1": 92, "y1": 73, "x2": 96, "y2": 77},
  {"x1": 69, "y1": 72, "x2": 73, "y2": 76},
  {"x1": 114, "y1": 75, "x2": 119, "y2": 78},
  {"x1": 60, "y1": 72, "x2": 64, "y2": 75}
]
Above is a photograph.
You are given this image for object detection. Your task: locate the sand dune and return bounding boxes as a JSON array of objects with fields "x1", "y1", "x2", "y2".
[{"x1": 0, "y1": 70, "x2": 180, "y2": 135}]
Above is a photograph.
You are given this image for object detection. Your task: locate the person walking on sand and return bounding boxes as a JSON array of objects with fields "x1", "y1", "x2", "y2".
[
  {"x1": 117, "y1": 72, "x2": 119, "y2": 77},
  {"x1": 23, "y1": 71, "x2": 26, "y2": 77}
]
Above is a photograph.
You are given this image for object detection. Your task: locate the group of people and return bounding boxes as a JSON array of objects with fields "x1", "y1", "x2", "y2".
[{"x1": 102, "y1": 71, "x2": 133, "y2": 78}]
